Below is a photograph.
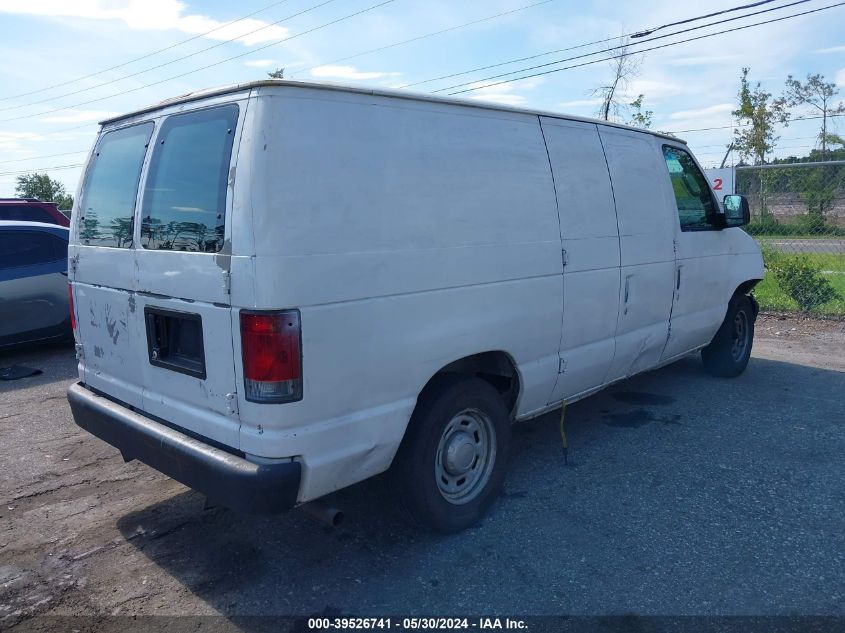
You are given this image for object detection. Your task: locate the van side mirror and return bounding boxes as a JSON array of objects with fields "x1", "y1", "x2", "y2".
[{"x1": 722, "y1": 194, "x2": 750, "y2": 228}]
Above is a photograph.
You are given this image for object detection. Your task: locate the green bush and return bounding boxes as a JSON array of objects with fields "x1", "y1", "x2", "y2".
[
  {"x1": 746, "y1": 216, "x2": 845, "y2": 236},
  {"x1": 792, "y1": 212, "x2": 827, "y2": 234},
  {"x1": 772, "y1": 256, "x2": 838, "y2": 311},
  {"x1": 759, "y1": 243, "x2": 781, "y2": 269},
  {"x1": 746, "y1": 215, "x2": 784, "y2": 236}
]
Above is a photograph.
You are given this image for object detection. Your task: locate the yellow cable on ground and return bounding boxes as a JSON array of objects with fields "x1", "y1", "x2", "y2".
[{"x1": 559, "y1": 400, "x2": 568, "y2": 462}]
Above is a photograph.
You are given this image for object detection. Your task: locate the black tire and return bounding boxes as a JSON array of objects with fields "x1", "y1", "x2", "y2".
[
  {"x1": 701, "y1": 294, "x2": 755, "y2": 378},
  {"x1": 392, "y1": 376, "x2": 511, "y2": 533}
]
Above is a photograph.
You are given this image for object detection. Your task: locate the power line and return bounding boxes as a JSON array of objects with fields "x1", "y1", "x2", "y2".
[
  {"x1": 0, "y1": 163, "x2": 84, "y2": 177},
  {"x1": 446, "y1": 2, "x2": 845, "y2": 95},
  {"x1": 0, "y1": 0, "x2": 296, "y2": 103},
  {"x1": 694, "y1": 135, "x2": 818, "y2": 148},
  {"x1": 695, "y1": 143, "x2": 814, "y2": 155},
  {"x1": 668, "y1": 111, "x2": 845, "y2": 134},
  {"x1": 436, "y1": 0, "x2": 816, "y2": 94},
  {"x1": 0, "y1": 0, "x2": 342, "y2": 114},
  {"x1": 404, "y1": 0, "x2": 802, "y2": 90},
  {"x1": 629, "y1": 0, "x2": 780, "y2": 37},
  {"x1": 289, "y1": 0, "x2": 557, "y2": 78},
  {"x1": 0, "y1": 150, "x2": 87, "y2": 165},
  {"x1": 0, "y1": 0, "x2": 397, "y2": 124}
]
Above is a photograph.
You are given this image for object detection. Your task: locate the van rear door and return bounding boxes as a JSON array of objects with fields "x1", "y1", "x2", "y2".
[{"x1": 71, "y1": 98, "x2": 248, "y2": 449}]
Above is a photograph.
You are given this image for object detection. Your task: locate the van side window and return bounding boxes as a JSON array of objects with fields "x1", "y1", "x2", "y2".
[
  {"x1": 662, "y1": 146, "x2": 719, "y2": 231},
  {"x1": 140, "y1": 105, "x2": 239, "y2": 253},
  {"x1": 78, "y1": 122, "x2": 154, "y2": 248}
]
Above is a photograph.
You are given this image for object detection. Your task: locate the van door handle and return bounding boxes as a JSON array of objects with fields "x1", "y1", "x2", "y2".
[
  {"x1": 676, "y1": 267, "x2": 681, "y2": 290},
  {"x1": 624, "y1": 275, "x2": 632, "y2": 304}
]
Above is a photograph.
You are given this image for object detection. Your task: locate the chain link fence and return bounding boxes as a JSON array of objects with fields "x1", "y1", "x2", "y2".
[{"x1": 732, "y1": 160, "x2": 845, "y2": 317}]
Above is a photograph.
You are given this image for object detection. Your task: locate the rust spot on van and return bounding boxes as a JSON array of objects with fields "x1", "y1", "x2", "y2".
[
  {"x1": 128, "y1": 295, "x2": 136, "y2": 313},
  {"x1": 94, "y1": 346, "x2": 104, "y2": 358}
]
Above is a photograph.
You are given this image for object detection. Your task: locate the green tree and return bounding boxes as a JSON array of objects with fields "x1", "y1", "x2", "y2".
[
  {"x1": 627, "y1": 94, "x2": 653, "y2": 129},
  {"x1": 79, "y1": 209, "x2": 100, "y2": 243},
  {"x1": 732, "y1": 68, "x2": 789, "y2": 165},
  {"x1": 14, "y1": 172, "x2": 74, "y2": 209},
  {"x1": 782, "y1": 73, "x2": 845, "y2": 160},
  {"x1": 267, "y1": 67, "x2": 285, "y2": 79}
]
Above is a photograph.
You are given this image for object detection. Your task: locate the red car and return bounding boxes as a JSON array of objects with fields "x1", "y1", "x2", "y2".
[{"x1": 0, "y1": 198, "x2": 70, "y2": 227}]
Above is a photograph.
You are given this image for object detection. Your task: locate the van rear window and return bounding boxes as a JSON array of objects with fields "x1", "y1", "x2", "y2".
[
  {"x1": 140, "y1": 105, "x2": 238, "y2": 252},
  {"x1": 79, "y1": 122, "x2": 153, "y2": 248}
]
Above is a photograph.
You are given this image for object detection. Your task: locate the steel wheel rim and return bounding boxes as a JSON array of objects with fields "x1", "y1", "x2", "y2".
[
  {"x1": 730, "y1": 310, "x2": 749, "y2": 361},
  {"x1": 434, "y1": 408, "x2": 496, "y2": 504}
]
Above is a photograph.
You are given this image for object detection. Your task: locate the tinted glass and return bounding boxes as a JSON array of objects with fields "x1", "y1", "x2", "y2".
[
  {"x1": 140, "y1": 105, "x2": 238, "y2": 252},
  {"x1": 79, "y1": 122, "x2": 154, "y2": 247},
  {"x1": 0, "y1": 231, "x2": 67, "y2": 269},
  {"x1": 0, "y1": 204, "x2": 55, "y2": 223},
  {"x1": 662, "y1": 146, "x2": 719, "y2": 231}
]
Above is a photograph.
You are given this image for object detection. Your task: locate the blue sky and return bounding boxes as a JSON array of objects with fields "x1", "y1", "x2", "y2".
[{"x1": 1, "y1": 0, "x2": 844, "y2": 198}]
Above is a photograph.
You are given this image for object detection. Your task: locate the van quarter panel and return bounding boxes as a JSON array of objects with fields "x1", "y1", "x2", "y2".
[{"x1": 238, "y1": 88, "x2": 562, "y2": 500}]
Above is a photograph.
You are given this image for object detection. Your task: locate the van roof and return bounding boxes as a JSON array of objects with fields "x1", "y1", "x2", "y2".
[{"x1": 100, "y1": 79, "x2": 686, "y2": 144}]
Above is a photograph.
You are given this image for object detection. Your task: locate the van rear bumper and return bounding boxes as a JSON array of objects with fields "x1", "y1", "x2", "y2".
[{"x1": 67, "y1": 382, "x2": 300, "y2": 515}]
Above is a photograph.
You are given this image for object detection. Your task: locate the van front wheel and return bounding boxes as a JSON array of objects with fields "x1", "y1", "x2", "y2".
[
  {"x1": 701, "y1": 294, "x2": 755, "y2": 377},
  {"x1": 393, "y1": 377, "x2": 510, "y2": 533}
]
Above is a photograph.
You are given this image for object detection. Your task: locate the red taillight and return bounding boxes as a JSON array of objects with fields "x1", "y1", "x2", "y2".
[
  {"x1": 240, "y1": 310, "x2": 302, "y2": 403},
  {"x1": 68, "y1": 283, "x2": 77, "y2": 331}
]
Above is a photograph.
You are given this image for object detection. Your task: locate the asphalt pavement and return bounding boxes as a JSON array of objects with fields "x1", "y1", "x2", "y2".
[{"x1": 1, "y1": 315, "x2": 843, "y2": 628}]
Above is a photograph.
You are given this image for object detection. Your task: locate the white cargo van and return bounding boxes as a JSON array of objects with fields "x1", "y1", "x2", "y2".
[{"x1": 67, "y1": 80, "x2": 763, "y2": 532}]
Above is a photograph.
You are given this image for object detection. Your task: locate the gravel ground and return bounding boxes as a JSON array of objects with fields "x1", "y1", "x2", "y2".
[{"x1": 1, "y1": 314, "x2": 843, "y2": 629}]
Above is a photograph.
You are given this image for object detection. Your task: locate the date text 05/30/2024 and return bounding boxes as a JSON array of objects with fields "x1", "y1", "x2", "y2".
[{"x1": 307, "y1": 618, "x2": 528, "y2": 630}]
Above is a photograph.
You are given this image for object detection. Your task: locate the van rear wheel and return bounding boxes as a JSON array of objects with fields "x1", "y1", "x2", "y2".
[
  {"x1": 701, "y1": 294, "x2": 755, "y2": 378},
  {"x1": 393, "y1": 377, "x2": 510, "y2": 533}
]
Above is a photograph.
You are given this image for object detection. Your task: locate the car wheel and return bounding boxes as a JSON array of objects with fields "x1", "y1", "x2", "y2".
[
  {"x1": 393, "y1": 376, "x2": 511, "y2": 533},
  {"x1": 702, "y1": 294, "x2": 755, "y2": 378}
]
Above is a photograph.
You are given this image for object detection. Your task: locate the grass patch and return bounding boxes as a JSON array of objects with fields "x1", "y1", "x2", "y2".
[
  {"x1": 757, "y1": 251, "x2": 845, "y2": 272},
  {"x1": 755, "y1": 250, "x2": 845, "y2": 316}
]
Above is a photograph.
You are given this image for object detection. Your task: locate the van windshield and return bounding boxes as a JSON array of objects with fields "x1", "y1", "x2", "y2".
[{"x1": 140, "y1": 105, "x2": 239, "y2": 252}]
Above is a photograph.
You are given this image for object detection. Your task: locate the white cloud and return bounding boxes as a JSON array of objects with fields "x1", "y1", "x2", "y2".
[
  {"x1": 815, "y1": 44, "x2": 845, "y2": 54},
  {"x1": 0, "y1": 0, "x2": 290, "y2": 46},
  {"x1": 310, "y1": 65, "x2": 402, "y2": 81},
  {"x1": 40, "y1": 109, "x2": 120, "y2": 123},
  {"x1": 0, "y1": 130, "x2": 43, "y2": 151},
  {"x1": 837, "y1": 68, "x2": 845, "y2": 88},
  {"x1": 557, "y1": 98, "x2": 603, "y2": 109},
  {"x1": 624, "y1": 78, "x2": 687, "y2": 101},
  {"x1": 244, "y1": 59, "x2": 278, "y2": 68},
  {"x1": 668, "y1": 55, "x2": 738, "y2": 67},
  {"x1": 462, "y1": 78, "x2": 544, "y2": 107},
  {"x1": 668, "y1": 104, "x2": 734, "y2": 120}
]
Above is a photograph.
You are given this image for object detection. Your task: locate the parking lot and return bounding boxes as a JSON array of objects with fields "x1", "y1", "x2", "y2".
[{"x1": 1, "y1": 314, "x2": 844, "y2": 627}]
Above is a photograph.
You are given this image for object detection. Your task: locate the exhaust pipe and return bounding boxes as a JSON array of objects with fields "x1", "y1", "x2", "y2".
[{"x1": 301, "y1": 501, "x2": 344, "y2": 528}]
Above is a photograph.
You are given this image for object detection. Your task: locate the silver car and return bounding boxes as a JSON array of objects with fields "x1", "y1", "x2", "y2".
[{"x1": 0, "y1": 221, "x2": 71, "y2": 348}]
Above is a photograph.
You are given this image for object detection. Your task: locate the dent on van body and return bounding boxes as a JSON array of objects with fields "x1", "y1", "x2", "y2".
[{"x1": 235, "y1": 88, "x2": 566, "y2": 500}]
